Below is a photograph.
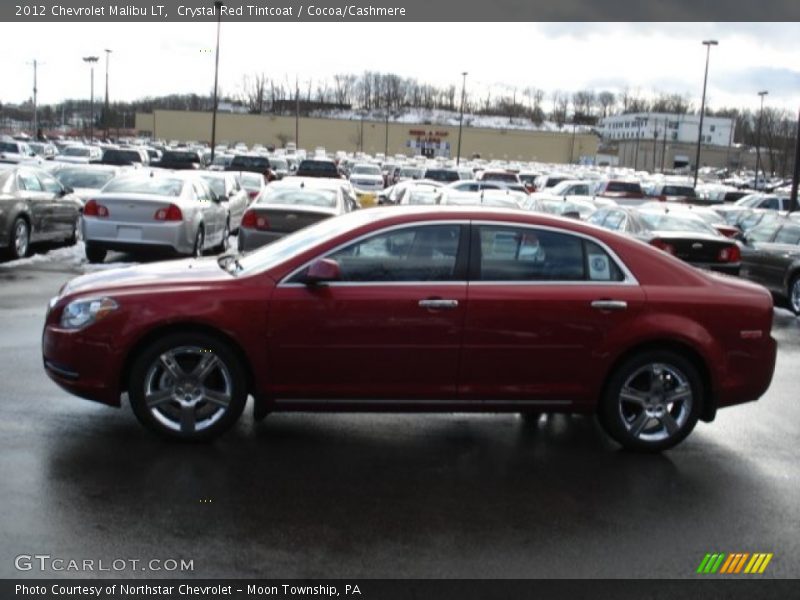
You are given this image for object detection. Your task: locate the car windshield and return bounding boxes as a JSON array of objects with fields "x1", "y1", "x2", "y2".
[
  {"x1": 352, "y1": 165, "x2": 381, "y2": 176},
  {"x1": 259, "y1": 189, "x2": 337, "y2": 208},
  {"x1": 212, "y1": 155, "x2": 232, "y2": 166},
  {"x1": 236, "y1": 210, "x2": 380, "y2": 275},
  {"x1": 550, "y1": 181, "x2": 580, "y2": 195},
  {"x1": 606, "y1": 181, "x2": 642, "y2": 193},
  {"x1": 238, "y1": 173, "x2": 263, "y2": 187},
  {"x1": 62, "y1": 146, "x2": 91, "y2": 157},
  {"x1": 270, "y1": 158, "x2": 288, "y2": 170},
  {"x1": 55, "y1": 169, "x2": 115, "y2": 189},
  {"x1": 231, "y1": 156, "x2": 269, "y2": 169},
  {"x1": 735, "y1": 194, "x2": 764, "y2": 207},
  {"x1": 639, "y1": 212, "x2": 717, "y2": 234},
  {"x1": 102, "y1": 177, "x2": 184, "y2": 196},
  {"x1": 406, "y1": 191, "x2": 439, "y2": 205}
]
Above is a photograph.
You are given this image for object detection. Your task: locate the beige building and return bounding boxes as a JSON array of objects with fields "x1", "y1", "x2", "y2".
[{"x1": 135, "y1": 110, "x2": 599, "y2": 163}]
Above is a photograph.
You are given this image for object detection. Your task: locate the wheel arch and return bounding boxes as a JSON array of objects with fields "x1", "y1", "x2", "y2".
[
  {"x1": 119, "y1": 322, "x2": 256, "y2": 399},
  {"x1": 599, "y1": 339, "x2": 716, "y2": 423}
]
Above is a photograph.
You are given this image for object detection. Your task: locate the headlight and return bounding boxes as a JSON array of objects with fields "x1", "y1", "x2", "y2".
[{"x1": 60, "y1": 297, "x2": 119, "y2": 330}]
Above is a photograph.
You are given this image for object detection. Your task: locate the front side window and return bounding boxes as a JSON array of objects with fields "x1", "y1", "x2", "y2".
[
  {"x1": 322, "y1": 225, "x2": 462, "y2": 282},
  {"x1": 774, "y1": 225, "x2": 800, "y2": 245},
  {"x1": 476, "y1": 226, "x2": 624, "y2": 282}
]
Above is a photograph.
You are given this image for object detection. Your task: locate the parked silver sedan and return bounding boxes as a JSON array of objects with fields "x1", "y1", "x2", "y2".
[
  {"x1": 82, "y1": 172, "x2": 229, "y2": 263},
  {"x1": 197, "y1": 170, "x2": 249, "y2": 233}
]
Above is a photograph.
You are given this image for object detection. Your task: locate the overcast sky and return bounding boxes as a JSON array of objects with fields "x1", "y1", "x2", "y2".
[{"x1": 3, "y1": 22, "x2": 799, "y2": 113}]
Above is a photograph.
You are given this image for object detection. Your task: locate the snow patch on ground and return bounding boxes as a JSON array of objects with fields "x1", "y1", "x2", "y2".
[{"x1": 0, "y1": 242, "x2": 137, "y2": 273}]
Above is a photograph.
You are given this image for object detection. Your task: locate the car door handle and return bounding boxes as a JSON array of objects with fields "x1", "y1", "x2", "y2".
[
  {"x1": 418, "y1": 299, "x2": 459, "y2": 309},
  {"x1": 591, "y1": 300, "x2": 628, "y2": 311}
]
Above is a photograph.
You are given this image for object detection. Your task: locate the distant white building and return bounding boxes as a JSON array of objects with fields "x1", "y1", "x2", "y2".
[{"x1": 598, "y1": 112, "x2": 734, "y2": 147}]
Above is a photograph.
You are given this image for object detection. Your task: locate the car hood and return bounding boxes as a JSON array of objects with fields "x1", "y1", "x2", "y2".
[{"x1": 61, "y1": 258, "x2": 230, "y2": 297}]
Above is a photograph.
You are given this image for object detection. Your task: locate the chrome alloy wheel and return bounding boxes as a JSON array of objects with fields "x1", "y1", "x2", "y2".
[
  {"x1": 143, "y1": 346, "x2": 233, "y2": 434},
  {"x1": 617, "y1": 362, "x2": 693, "y2": 443}
]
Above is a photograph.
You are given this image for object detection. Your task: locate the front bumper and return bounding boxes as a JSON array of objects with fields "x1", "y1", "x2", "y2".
[{"x1": 42, "y1": 325, "x2": 123, "y2": 406}]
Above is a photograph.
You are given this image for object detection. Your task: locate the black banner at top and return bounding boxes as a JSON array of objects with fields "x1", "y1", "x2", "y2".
[{"x1": 2, "y1": 0, "x2": 800, "y2": 22}]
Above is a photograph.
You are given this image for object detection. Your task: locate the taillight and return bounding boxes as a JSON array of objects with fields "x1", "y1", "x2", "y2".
[
  {"x1": 248, "y1": 190, "x2": 259, "y2": 200},
  {"x1": 650, "y1": 239, "x2": 675, "y2": 255},
  {"x1": 718, "y1": 245, "x2": 741, "y2": 263},
  {"x1": 241, "y1": 209, "x2": 270, "y2": 230},
  {"x1": 84, "y1": 199, "x2": 109, "y2": 218},
  {"x1": 154, "y1": 204, "x2": 183, "y2": 221}
]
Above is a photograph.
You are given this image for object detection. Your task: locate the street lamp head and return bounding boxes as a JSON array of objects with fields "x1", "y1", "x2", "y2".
[
  {"x1": 702, "y1": 40, "x2": 719, "y2": 46},
  {"x1": 461, "y1": 71, "x2": 468, "y2": 77},
  {"x1": 82, "y1": 56, "x2": 99, "y2": 63},
  {"x1": 214, "y1": 0, "x2": 223, "y2": 8},
  {"x1": 104, "y1": 49, "x2": 112, "y2": 54},
  {"x1": 758, "y1": 90, "x2": 769, "y2": 97}
]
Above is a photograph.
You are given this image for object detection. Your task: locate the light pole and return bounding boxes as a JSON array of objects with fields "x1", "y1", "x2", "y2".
[
  {"x1": 755, "y1": 90, "x2": 769, "y2": 187},
  {"x1": 104, "y1": 49, "x2": 111, "y2": 138},
  {"x1": 210, "y1": 0, "x2": 223, "y2": 163},
  {"x1": 693, "y1": 39, "x2": 718, "y2": 188},
  {"x1": 456, "y1": 71, "x2": 467, "y2": 165},
  {"x1": 790, "y1": 105, "x2": 799, "y2": 212},
  {"x1": 384, "y1": 110, "x2": 390, "y2": 157},
  {"x1": 82, "y1": 56, "x2": 99, "y2": 142},
  {"x1": 295, "y1": 76, "x2": 299, "y2": 148},
  {"x1": 30, "y1": 59, "x2": 39, "y2": 137}
]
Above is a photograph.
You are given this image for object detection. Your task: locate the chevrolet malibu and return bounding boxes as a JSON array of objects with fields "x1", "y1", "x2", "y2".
[{"x1": 42, "y1": 207, "x2": 777, "y2": 451}]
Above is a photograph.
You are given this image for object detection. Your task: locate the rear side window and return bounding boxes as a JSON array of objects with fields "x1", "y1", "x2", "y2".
[
  {"x1": 475, "y1": 225, "x2": 624, "y2": 282},
  {"x1": 18, "y1": 171, "x2": 43, "y2": 191}
]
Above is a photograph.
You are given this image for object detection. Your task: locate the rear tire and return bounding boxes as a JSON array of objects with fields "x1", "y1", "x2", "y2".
[
  {"x1": 85, "y1": 243, "x2": 107, "y2": 264},
  {"x1": 128, "y1": 332, "x2": 247, "y2": 441},
  {"x1": 192, "y1": 226, "x2": 205, "y2": 258},
  {"x1": 599, "y1": 350, "x2": 701, "y2": 452},
  {"x1": 789, "y1": 275, "x2": 800, "y2": 316},
  {"x1": 214, "y1": 220, "x2": 230, "y2": 254}
]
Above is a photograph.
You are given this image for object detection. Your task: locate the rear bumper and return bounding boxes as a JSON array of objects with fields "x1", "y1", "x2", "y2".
[
  {"x1": 716, "y1": 335, "x2": 777, "y2": 409},
  {"x1": 238, "y1": 228, "x2": 285, "y2": 251},
  {"x1": 83, "y1": 218, "x2": 194, "y2": 254},
  {"x1": 42, "y1": 325, "x2": 123, "y2": 406}
]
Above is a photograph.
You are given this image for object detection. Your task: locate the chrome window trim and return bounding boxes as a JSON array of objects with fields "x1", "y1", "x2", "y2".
[{"x1": 278, "y1": 218, "x2": 639, "y2": 287}]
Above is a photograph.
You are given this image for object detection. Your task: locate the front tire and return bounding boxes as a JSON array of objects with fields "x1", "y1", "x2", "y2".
[
  {"x1": 599, "y1": 351, "x2": 701, "y2": 452},
  {"x1": 128, "y1": 332, "x2": 247, "y2": 441},
  {"x1": 9, "y1": 217, "x2": 30, "y2": 259}
]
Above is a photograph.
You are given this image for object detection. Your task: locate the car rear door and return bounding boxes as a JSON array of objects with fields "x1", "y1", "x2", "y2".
[
  {"x1": 459, "y1": 222, "x2": 645, "y2": 407},
  {"x1": 266, "y1": 223, "x2": 468, "y2": 400}
]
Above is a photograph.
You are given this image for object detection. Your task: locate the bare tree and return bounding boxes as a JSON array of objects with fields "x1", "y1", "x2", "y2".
[{"x1": 597, "y1": 91, "x2": 615, "y2": 118}]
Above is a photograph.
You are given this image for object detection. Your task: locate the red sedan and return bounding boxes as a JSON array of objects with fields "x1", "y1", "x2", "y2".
[{"x1": 42, "y1": 207, "x2": 777, "y2": 451}]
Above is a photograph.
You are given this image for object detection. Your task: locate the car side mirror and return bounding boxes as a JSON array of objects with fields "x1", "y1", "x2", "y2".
[
  {"x1": 304, "y1": 258, "x2": 341, "y2": 285},
  {"x1": 61, "y1": 186, "x2": 74, "y2": 196}
]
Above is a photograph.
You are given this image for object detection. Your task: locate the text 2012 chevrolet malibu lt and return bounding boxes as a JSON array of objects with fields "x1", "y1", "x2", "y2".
[{"x1": 42, "y1": 207, "x2": 777, "y2": 451}]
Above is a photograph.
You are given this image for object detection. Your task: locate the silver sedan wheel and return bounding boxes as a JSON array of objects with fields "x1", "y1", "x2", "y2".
[
  {"x1": 617, "y1": 362, "x2": 693, "y2": 443},
  {"x1": 791, "y1": 278, "x2": 800, "y2": 314},
  {"x1": 13, "y1": 219, "x2": 29, "y2": 258},
  {"x1": 143, "y1": 345, "x2": 233, "y2": 435}
]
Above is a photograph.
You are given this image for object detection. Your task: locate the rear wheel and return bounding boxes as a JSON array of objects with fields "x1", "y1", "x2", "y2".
[
  {"x1": 599, "y1": 351, "x2": 701, "y2": 452},
  {"x1": 9, "y1": 217, "x2": 30, "y2": 259},
  {"x1": 789, "y1": 275, "x2": 800, "y2": 316},
  {"x1": 85, "y1": 243, "x2": 107, "y2": 264},
  {"x1": 128, "y1": 332, "x2": 247, "y2": 441},
  {"x1": 214, "y1": 220, "x2": 230, "y2": 254},
  {"x1": 192, "y1": 226, "x2": 205, "y2": 258}
]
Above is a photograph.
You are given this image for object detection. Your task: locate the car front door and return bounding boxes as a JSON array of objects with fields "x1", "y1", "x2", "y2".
[
  {"x1": 16, "y1": 169, "x2": 53, "y2": 242},
  {"x1": 459, "y1": 223, "x2": 645, "y2": 408},
  {"x1": 38, "y1": 170, "x2": 77, "y2": 238},
  {"x1": 267, "y1": 223, "x2": 468, "y2": 400}
]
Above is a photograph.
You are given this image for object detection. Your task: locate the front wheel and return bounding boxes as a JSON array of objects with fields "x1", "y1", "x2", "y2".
[
  {"x1": 9, "y1": 217, "x2": 30, "y2": 259},
  {"x1": 85, "y1": 242, "x2": 107, "y2": 264},
  {"x1": 599, "y1": 351, "x2": 701, "y2": 452},
  {"x1": 128, "y1": 332, "x2": 247, "y2": 441}
]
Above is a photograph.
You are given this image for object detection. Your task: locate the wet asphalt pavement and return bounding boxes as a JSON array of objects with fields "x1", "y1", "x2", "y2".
[{"x1": 0, "y1": 256, "x2": 798, "y2": 580}]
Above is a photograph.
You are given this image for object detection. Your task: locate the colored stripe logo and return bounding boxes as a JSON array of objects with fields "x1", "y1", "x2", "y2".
[{"x1": 696, "y1": 553, "x2": 773, "y2": 574}]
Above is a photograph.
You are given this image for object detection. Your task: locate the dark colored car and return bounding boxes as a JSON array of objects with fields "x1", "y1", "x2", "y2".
[
  {"x1": 226, "y1": 154, "x2": 275, "y2": 181},
  {"x1": 99, "y1": 147, "x2": 148, "y2": 166},
  {"x1": 423, "y1": 168, "x2": 460, "y2": 184},
  {"x1": 0, "y1": 166, "x2": 82, "y2": 259},
  {"x1": 154, "y1": 150, "x2": 205, "y2": 170},
  {"x1": 595, "y1": 180, "x2": 645, "y2": 204},
  {"x1": 646, "y1": 183, "x2": 697, "y2": 203},
  {"x1": 740, "y1": 219, "x2": 800, "y2": 314},
  {"x1": 295, "y1": 159, "x2": 342, "y2": 178},
  {"x1": 587, "y1": 206, "x2": 742, "y2": 275},
  {"x1": 43, "y1": 207, "x2": 776, "y2": 451}
]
